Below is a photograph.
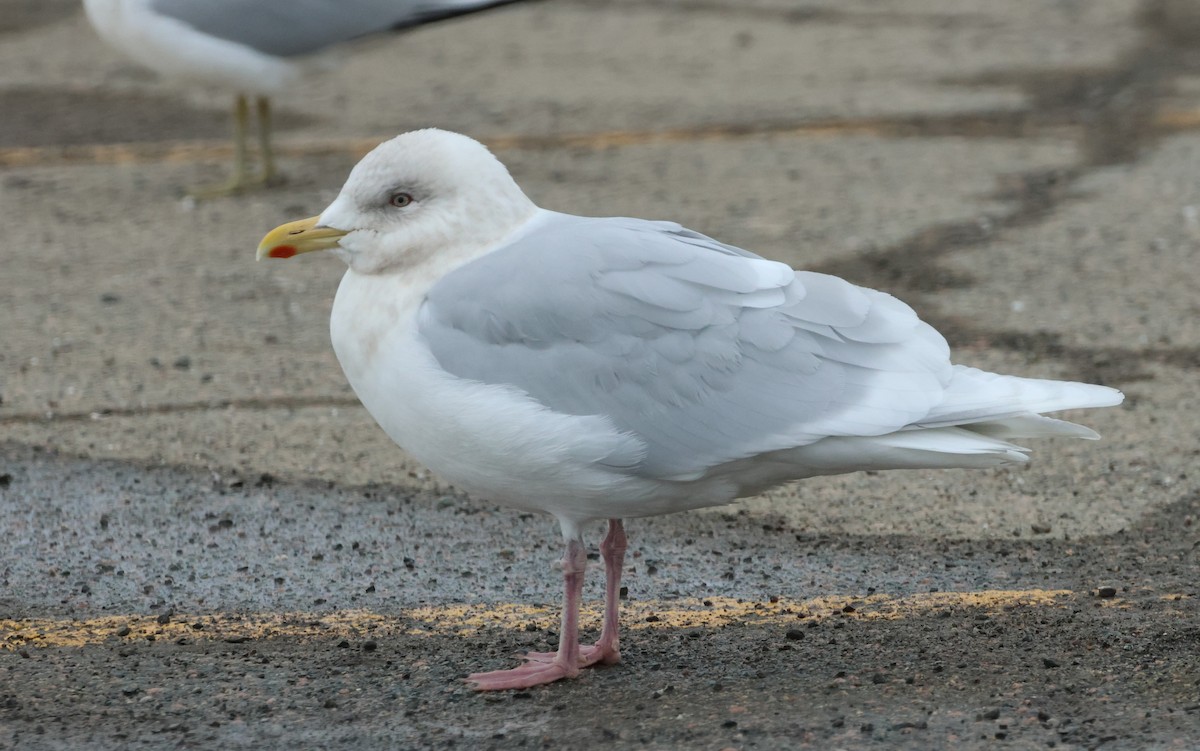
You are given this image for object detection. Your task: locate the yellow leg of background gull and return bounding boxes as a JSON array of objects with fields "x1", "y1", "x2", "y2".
[
  {"x1": 255, "y1": 95, "x2": 280, "y2": 187},
  {"x1": 190, "y1": 93, "x2": 278, "y2": 198}
]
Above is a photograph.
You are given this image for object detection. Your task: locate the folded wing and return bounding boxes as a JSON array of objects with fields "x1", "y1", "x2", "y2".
[{"x1": 424, "y1": 213, "x2": 1096, "y2": 482}]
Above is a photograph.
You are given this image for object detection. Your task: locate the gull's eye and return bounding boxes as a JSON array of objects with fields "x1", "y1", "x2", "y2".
[{"x1": 388, "y1": 192, "x2": 414, "y2": 208}]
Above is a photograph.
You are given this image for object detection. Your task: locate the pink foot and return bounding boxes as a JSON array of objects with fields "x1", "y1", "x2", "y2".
[
  {"x1": 467, "y1": 520, "x2": 627, "y2": 691},
  {"x1": 467, "y1": 659, "x2": 579, "y2": 690},
  {"x1": 520, "y1": 643, "x2": 621, "y2": 667}
]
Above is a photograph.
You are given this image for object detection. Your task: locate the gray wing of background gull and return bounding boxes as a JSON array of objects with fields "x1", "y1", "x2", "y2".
[
  {"x1": 417, "y1": 213, "x2": 984, "y2": 482},
  {"x1": 150, "y1": 0, "x2": 526, "y2": 58}
]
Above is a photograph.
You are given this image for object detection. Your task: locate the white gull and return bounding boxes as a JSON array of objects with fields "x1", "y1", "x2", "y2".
[
  {"x1": 83, "y1": 0, "x2": 524, "y2": 194},
  {"x1": 257, "y1": 128, "x2": 1124, "y2": 690}
]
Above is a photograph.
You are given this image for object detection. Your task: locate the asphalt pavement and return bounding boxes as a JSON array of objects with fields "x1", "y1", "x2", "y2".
[{"x1": 1, "y1": 1, "x2": 1198, "y2": 748}]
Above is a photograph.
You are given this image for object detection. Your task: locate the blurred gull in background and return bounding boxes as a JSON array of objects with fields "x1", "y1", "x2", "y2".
[{"x1": 82, "y1": 0, "x2": 526, "y2": 195}]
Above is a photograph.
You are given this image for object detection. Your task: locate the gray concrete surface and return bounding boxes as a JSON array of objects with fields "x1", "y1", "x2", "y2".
[{"x1": 1, "y1": 0, "x2": 1198, "y2": 748}]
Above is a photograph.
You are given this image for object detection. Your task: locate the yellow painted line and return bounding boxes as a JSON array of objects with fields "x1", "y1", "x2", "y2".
[
  {"x1": 1, "y1": 108, "x2": 1196, "y2": 171},
  {"x1": 0, "y1": 124, "x2": 878, "y2": 170},
  {"x1": 1, "y1": 609, "x2": 393, "y2": 650},
  {"x1": 1155, "y1": 108, "x2": 1200, "y2": 131},
  {"x1": 413, "y1": 589, "x2": 1075, "y2": 635},
  {"x1": 1, "y1": 589, "x2": 1072, "y2": 651},
  {"x1": 0, "y1": 115, "x2": 1051, "y2": 171},
  {"x1": 0, "y1": 137, "x2": 377, "y2": 170}
]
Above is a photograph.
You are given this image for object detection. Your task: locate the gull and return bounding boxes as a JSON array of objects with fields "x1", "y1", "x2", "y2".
[
  {"x1": 82, "y1": 0, "x2": 524, "y2": 196},
  {"x1": 257, "y1": 129, "x2": 1124, "y2": 690}
]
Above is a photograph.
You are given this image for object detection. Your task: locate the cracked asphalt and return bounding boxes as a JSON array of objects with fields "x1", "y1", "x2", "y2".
[{"x1": 2, "y1": 1, "x2": 1199, "y2": 748}]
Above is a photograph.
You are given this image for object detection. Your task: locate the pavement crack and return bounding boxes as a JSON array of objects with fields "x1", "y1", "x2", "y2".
[
  {"x1": 0, "y1": 396, "x2": 363, "y2": 425},
  {"x1": 808, "y1": 6, "x2": 1200, "y2": 384}
]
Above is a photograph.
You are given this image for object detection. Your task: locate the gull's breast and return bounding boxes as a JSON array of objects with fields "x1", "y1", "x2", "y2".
[{"x1": 329, "y1": 267, "x2": 659, "y2": 519}]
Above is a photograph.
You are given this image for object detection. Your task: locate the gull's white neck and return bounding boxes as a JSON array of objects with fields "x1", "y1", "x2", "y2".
[
  {"x1": 336, "y1": 206, "x2": 549, "y2": 295},
  {"x1": 329, "y1": 208, "x2": 552, "y2": 385}
]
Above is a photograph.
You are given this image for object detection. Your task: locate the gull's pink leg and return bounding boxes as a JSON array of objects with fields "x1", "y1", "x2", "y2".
[
  {"x1": 523, "y1": 518, "x2": 626, "y2": 667},
  {"x1": 591, "y1": 518, "x2": 626, "y2": 663},
  {"x1": 466, "y1": 537, "x2": 588, "y2": 690}
]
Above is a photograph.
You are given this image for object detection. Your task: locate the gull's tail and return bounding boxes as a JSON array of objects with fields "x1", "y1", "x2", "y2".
[
  {"x1": 775, "y1": 366, "x2": 1123, "y2": 479},
  {"x1": 919, "y1": 365, "x2": 1124, "y2": 440}
]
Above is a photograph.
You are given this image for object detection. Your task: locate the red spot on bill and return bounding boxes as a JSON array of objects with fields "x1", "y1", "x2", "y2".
[{"x1": 268, "y1": 246, "x2": 297, "y2": 259}]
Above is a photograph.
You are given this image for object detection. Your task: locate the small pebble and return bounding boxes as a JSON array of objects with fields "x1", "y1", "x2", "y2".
[{"x1": 891, "y1": 721, "x2": 927, "y2": 731}]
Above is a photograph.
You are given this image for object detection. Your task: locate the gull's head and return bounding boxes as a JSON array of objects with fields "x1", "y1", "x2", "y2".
[{"x1": 257, "y1": 129, "x2": 537, "y2": 274}]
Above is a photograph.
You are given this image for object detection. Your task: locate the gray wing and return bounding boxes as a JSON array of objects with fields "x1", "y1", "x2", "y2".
[
  {"x1": 419, "y1": 214, "x2": 955, "y2": 481},
  {"x1": 150, "y1": 0, "x2": 525, "y2": 58}
]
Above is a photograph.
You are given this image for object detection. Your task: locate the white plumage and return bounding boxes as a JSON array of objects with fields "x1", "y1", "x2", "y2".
[{"x1": 258, "y1": 129, "x2": 1123, "y2": 690}]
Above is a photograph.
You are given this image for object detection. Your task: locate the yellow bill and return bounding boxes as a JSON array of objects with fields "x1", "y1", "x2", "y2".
[{"x1": 257, "y1": 216, "x2": 348, "y2": 260}]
